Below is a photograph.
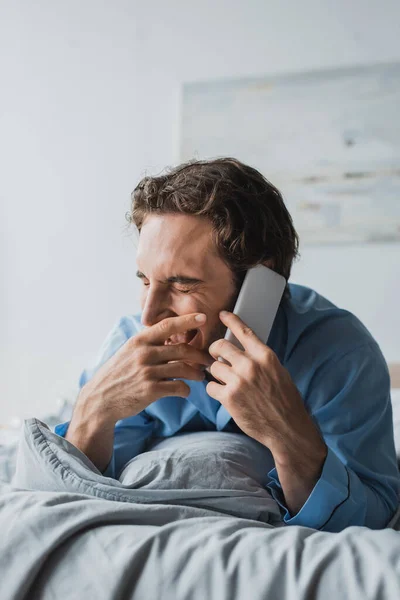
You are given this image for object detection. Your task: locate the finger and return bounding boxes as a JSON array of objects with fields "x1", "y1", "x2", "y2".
[
  {"x1": 156, "y1": 379, "x2": 191, "y2": 399},
  {"x1": 218, "y1": 311, "x2": 265, "y2": 356},
  {"x1": 208, "y1": 338, "x2": 243, "y2": 368},
  {"x1": 205, "y1": 379, "x2": 228, "y2": 403},
  {"x1": 209, "y1": 360, "x2": 230, "y2": 385},
  {"x1": 158, "y1": 343, "x2": 213, "y2": 367},
  {"x1": 154, "y1": 362, "x2": 206, "y2": 382},
  {"x1": 145, "y1": 313, "x2": 207, "y2": 345}
]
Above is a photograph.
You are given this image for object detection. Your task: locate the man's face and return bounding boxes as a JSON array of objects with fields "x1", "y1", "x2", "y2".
[{"x1": 136, "y1": 213, "x2": 239, "y2": 363}]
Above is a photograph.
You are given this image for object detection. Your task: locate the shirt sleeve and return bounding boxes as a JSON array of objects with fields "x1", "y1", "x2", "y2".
[
  {"x1": 266, "y1": 343, "x2": 400, "y2": 532},
  {"x1": 54, "y1": 316, "x2": 156, "y2": 479},
  {"x1": 99, "y1": 413, "x2": 155, "y2": 479}
]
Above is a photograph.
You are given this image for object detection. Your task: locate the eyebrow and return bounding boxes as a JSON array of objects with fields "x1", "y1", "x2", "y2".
[{"x1": 136, "y1": 270, "x2": 205, "y2": 285}]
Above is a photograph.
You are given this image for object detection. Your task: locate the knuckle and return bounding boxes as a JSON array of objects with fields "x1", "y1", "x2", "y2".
[
  {"x1": 141, "y1": 364, "x2": 151, "y2": 381},
  {"x1": 210, "y1": 339, "x2": 222, "y2": 353},
  {"x1": 159, "y1": 318, "x2": 172, "y2": 335},
  {"x1": 127, "y1": 335, "x2": 140, "y2": 351},
  {"x1": 140, "y1": 378, "x2": 151, "y2": 393},
  {"x1": 263, "y1": 346, "x2": 275, "y2": 364},
  {"x1": 135, "y1": 345, "x2": 149, "y2": 364},
  {"x1": 242, "y1": 325, "x2": 255, "y2": 337},
  {"x1": 143, "y1": 382, "x2": 155, "y2": 398},
  {"x1": 230, "y1": 379, "x2": 239, "y2": 394},
  {"x1": 258, "y1": 345, "x2": 269, "y2": 362}
]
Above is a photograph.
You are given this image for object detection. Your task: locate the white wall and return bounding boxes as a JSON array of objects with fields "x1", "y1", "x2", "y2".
[{"x1": 1, "y1": 0, "x2": 400, "y2": 422}]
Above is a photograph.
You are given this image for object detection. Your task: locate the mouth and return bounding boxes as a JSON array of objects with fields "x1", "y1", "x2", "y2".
[{"x1": 165, "y1": 328, "x2": 199, "y2": 346}]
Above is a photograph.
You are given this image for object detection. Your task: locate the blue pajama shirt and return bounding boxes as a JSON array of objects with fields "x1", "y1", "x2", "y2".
[{"x1": 55, "y1": 284, "x2": 400, "y2": 532}]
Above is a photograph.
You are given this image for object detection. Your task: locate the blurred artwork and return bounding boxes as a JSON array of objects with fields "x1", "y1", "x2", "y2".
[{"x1": 180, "y1": 63, "x2": 400, "y2": 245}]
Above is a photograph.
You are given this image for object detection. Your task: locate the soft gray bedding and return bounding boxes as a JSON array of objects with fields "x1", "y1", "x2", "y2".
[{"x1": 1, "y1": 418, "x2": 400, "y2": 599}]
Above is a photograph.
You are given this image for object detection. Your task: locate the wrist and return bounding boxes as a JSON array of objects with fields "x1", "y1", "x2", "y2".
[
  {"x1": 273, "y1": 441, "x2": 327, "y2": 475},
  {"x1": 73, "y1": 385, "x2": 117, "y2": 432},
  {"x1": 65, "y1": 389, "x2": 116, "y2": 474},
  {"x1": 269, "y1": 417, "x2": 327, "y2": 470}
]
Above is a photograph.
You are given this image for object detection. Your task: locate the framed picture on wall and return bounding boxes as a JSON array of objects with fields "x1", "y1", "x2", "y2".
[{"x1": 180, "y1": 62, "x2": 400, "y2": 246}]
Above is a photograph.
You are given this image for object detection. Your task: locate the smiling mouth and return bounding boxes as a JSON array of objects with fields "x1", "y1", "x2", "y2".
[{"x1": 165, "y1": 329, "x2": 199, "y2": 346}]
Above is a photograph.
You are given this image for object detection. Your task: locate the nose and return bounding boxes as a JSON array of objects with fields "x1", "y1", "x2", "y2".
[
  {"x1": 140, "y1": 292, "x2": 172, "y2": 328},
  {"x1": 141, "y1": 306, "x2": 165, "y2": 328}
]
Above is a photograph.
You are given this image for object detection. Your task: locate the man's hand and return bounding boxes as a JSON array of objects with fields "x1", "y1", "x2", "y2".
[
  {"x1": 65, "y1": 312, "x2": 212, "y2": 473},
  {"x1": 77, "y1": 312, "x2": 212, "y2": 425},
  {"x1": 206, "y1": 310, "x2": 327, "y2": 516}
]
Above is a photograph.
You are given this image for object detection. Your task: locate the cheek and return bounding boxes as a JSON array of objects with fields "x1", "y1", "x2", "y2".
[{"x1": 206, "y1": 319, "x2": 227, "y2": 344}]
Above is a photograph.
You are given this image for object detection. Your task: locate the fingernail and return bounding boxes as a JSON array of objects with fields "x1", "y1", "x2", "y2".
[{"x1": 195, "y1": 313, "x2": 206, "y2": 322}]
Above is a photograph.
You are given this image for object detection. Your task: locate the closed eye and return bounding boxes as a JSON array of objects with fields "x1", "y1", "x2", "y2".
[{"x1": 142, "y1": 283, "x2": 192, "y2": 294}]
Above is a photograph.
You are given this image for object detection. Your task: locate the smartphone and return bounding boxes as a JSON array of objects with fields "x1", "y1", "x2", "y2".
[{"x1": 205, "y1": 265, "x2": 286, "y2": 375}]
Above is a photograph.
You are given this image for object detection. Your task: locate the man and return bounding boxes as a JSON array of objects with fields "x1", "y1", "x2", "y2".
[{"x1": 55, "y1": 157, "x2": 399, "y2": 532}]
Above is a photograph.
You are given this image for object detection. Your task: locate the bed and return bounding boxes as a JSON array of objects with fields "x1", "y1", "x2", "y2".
[{"x1": 1, "y1": 366, "x2": 400, "y2": 599}]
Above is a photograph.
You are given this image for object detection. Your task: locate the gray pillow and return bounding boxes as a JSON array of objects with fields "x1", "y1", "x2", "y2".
[
  {"x1": 12, "y1": 419, "x2": 283, "y2": 526},
  {"x1": 119, "y1": 430, "x2": 276, "y2": 489}
]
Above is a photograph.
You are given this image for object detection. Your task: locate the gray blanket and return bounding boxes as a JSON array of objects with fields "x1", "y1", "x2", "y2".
[{"x1": 1, "y1": 418, "x2": 400, "y2": 599}]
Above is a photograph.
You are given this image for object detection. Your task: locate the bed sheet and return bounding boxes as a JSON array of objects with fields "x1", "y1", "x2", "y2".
[{"x1": 1, "y1": 418, "x2": 399, "y2": 600}]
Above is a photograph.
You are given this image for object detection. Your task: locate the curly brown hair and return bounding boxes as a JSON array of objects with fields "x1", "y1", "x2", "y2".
[{"x1": 125, "y1": 157, "x2": 300, "y2": 298}]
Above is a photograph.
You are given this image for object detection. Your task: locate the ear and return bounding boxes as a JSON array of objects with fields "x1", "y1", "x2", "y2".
[{"x1": 263, "y1": 259, "x2": 275, "y2": 269}]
